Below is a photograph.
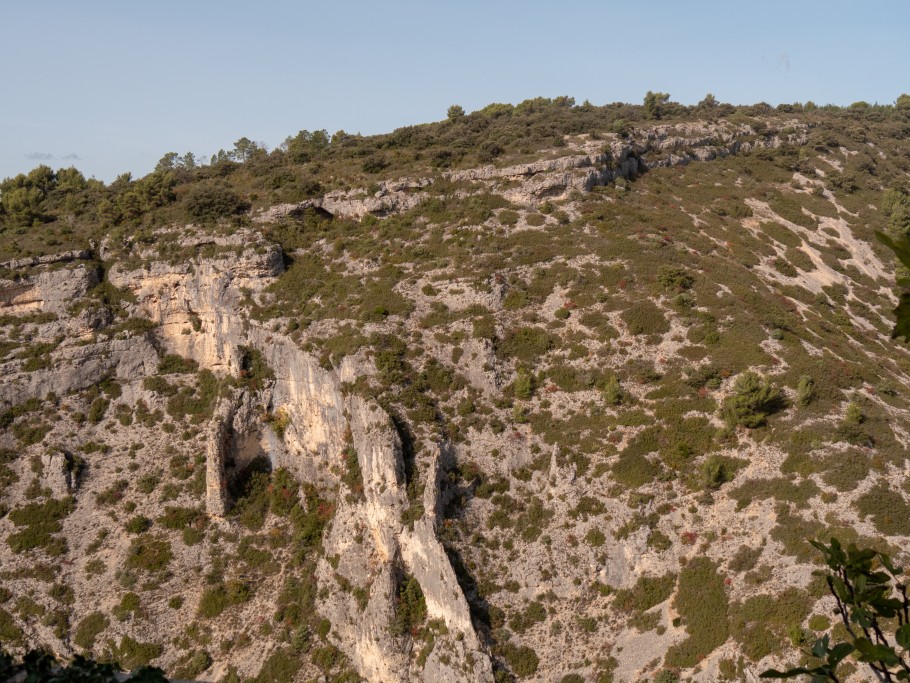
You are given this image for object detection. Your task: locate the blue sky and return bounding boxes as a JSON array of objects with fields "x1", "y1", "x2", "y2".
[{"x1": 1, "y1": 0, "x2": 907, "y2": 182}]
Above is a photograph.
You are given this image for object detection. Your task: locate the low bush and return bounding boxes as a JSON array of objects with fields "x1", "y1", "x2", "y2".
[
  {"x1": 613, "y1": 573, "x2": 676, "y2": 613},
  {"x1": 96, "y1": 479, "x2": 129, "y2": 506},
  {"x1": 182, "y1": 184, "x2": 249, "y2": 223},
  {"x1": 664, "y1": 558, "x2": 729, "y2": 668},
  {"x1": 700, "y1": 455, "x2": 743, "y2": 489},
  {"x1": 73, "y1": 612, "x2": 108, "y2": 651},
  {"x1": 341, "y1": 448, "x2": 364, "y2": 500},
  {"x1": 124, "y1": 516, "x2": 151, "y2": 534},
  {"x1": 198, "y1": 580, "x2": 251, "y2": 619},
  {"x1": 499, "y1": 326, "x2": 555, "y2": 363},
  {"x1": 6, "y1": 497, "x2": 74, "y2": 555},
  {"x1": 111, "y1": 635, "x2": 162, "y2": 670},
  {"x1": 172, "y1": 650, "x2": 212, "y2": 680},
  {"x1": 854, "y1": 483, "x2": 910, "y2": 536},
  {"x1": 621, "y1": 300, "x2": 669, "y2": 336},
  {"x1": 501, "y1": 643, "x2": 539, "y2": 677},
  {"x1": 124, "y1": 536, "x2": 173, "y2": 573},
  {"x1": 158, "y1": 354, "x2": 198, "y2": 374}
]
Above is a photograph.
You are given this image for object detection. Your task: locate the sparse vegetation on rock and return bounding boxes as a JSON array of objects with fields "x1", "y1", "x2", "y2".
[{"x1": 1, "y1": 96, "x2": 910, "y2": 682}]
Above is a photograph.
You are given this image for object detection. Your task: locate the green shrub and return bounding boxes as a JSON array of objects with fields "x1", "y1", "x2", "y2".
[
  {"x1": 728, "y1": 545, "x2": 763, "y2": 573},
  {"x1": 513, "y1": 369, "x2": 534, "y2": 399},
  {"x1": 182, "y1": 183, "x2": 249, "y2": 223},
  {"x1": 265, "y1": 407, "x2": 290, "y2": 437},
  {"x1": 499, "y1": 326, "x2": 555, "y2": 362},
  {"x1": 254, "y1": 647, "x2": 301, "y2": 682},
  {"x1": 165, "y1": 370, "x2": 220, "y2": 422},
  {"x1": 143, "y1": 376, "x2": 176, "y2": 396},
  {"x1": 87, "y1": 398, "x2": 109, "y2": 424},
  {"x1": 585, "y1": 528, "x2": 606, "y2": 547},
  {"x1": 602, "y1": 374, "x2": 624, "y2": 405},
  {"x1": 269, "y1": 468, "x2": 300, "y2": 515},
  {"x1": 729, "y1": 477, "x2": 820, "y2": 511},
  {"x1": 231, "y1": 459, "x2": 271, "y2": 530},
  {"x1": 7, "y1": 497, "x2": 74, "y2": 555},
  {"x1": 124, "y1": 516, "x2": 151, "y2": 534},
  {"x1": 611, "y1": 450, "x2": 661, "y2": 488},
  {"x1": 795, "y1": 375, "x2": 814, "y2": 407},
  {"x1": 111, "y1": 635, "x2": 162, "y2": 670},
  {"x1": 124, "y1": 536, "x2": 172, "y2": 573},
  {"x1": 721, "y1": 372, "x2": 785, "y2": 428},
  {"x1": 84, "y1": 559, "x2": 105, "y2": 576},
  {"x1": 341, "y1": 448, "x2": 364, "y2": 500},
  {"x1": 658, "y1": 267, "x2": 694, "y2": 292},
  {"x1": 700, "y1": 455, "x2": 742, "y2": 489},
  {"x1": 391, "y1": 574, "x2": 426, "y2": 637},
  {"x1": 0, "y1": 607, "x2": 23, "y2": 645},
  {"x1": 854, "y1": 483, "x2": 910, "y2": 536},
  {"x1": 502, "y1": 643, "x2": 539, "y2": 677},
  {"x1": 621, "y1": 300, "x2": 669, "y2": 336},
  {"x1": 614, "y1": 573, "x2": 676, "y2": 613},
  {"x1": 198, "y1": 580, "x2": 250, "y2": 618},
  {"x1": 498, "y1": 209, "x2": 520, "y2": 226},
  {"x1": 172, "y1": 650, "x2": 212, "y2": 679},
  {"x1": 158, "y1": 354, "x2": 198, "y2": 374},
  {"x1": 509, "y1": 601, "x2": 547, "y2": 635},
  {"x1": 73, "y1": 611, "x2": 108, "y2": 650},
  {"x1": 729, "y1": 587, "x2": 811, "y2": 661},
  {"x1": 96, "y1": 479, "x2": 128, "y2": 506},
  {"x1": 237, "y1": 346, "x2": 274, "y2": 389},
  {"x1": 114, "y1": 592, "x2": 141, "y2": 620},
  {"x1": 578, "y1": 310, "x2": 618, "y2": 340},
  {"x1": 807, "y1": 614, "x2": 830, "y2": 632},
  {"x1": 157, "y1": 505, "x2": 206, "y2": 531},
  {"x1": 820, "y1": 450, "x2": 870, "y2": 492},
  {"x1": 664, "y1": 558, "x2": 728, "y2": 668}
]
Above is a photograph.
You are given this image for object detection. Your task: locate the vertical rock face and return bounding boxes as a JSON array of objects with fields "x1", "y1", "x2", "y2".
[
  {"x1": 40, "y1": 450, "x2": 74, "y2": 497},
  {"x1": 401, "y1": 453, "x2": 493, "y2": 683},
  {"x1": 0, "y1": 335, "x2": 160, "y2": 410},
  {"x1": 205, "y1": 395, "x2": 237, "y2": 517},
  {"x1": 107, "y1": 235, "x2": 493, "y2": 682}
]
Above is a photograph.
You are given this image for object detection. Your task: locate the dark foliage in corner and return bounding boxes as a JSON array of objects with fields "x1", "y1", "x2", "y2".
[
  {"x1": 762, "y1": 538, "x2": 910, "y2": 682},
  {"x1": 0, "y1": 648, "x2": 167, "y2": 682}
]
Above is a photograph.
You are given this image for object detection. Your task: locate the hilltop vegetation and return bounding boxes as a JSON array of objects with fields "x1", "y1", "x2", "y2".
[
  {"x1": 1, "y1": 94, "x2": 910, "y2": 682},
  {"x1": 2, "y1": 93, "x2": 910, "y2": 263}
]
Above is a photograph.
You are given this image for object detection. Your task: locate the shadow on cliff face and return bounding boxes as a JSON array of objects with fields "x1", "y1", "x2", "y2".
[
  {"x1": 389, "y1": 413, "x2": 426, "y2": 524},
  {"x1": 228, "y1": 455, "x2": 271, "y2": 503}
]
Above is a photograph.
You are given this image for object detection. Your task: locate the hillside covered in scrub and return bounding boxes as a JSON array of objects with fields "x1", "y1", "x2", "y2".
[{"x1": 1, "y1": 95, "x2": 910, "y2": 683}]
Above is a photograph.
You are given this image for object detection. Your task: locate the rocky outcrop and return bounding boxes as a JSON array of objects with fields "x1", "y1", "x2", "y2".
[
  {"x1": 255, "y1": 178, "x2": 432, "y2": 223},
  {"x1": 0, "y1": 263, "x2": 97, "y2": 317},
  {"x1": 255, "y1": 120, "x2": 809, "y2": 223},
  {"x1": 40, "y1": 449, "x2": 75, "y2": 496},
  {"x1": 206, "y1": 395, "x2": 238, "y2": 517},
  {"x1": 106, "y1": 236, "x2": 494, "y2": 682},
  {"x1": 0, "y1": 249, "x2": 93, "y2": 272},
  {"x1": 401, "y1": 451, "x2": 493, "y2": 682},
  {"x1": 0, "y1": 334, "x2": 159, "y2": 409}
]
